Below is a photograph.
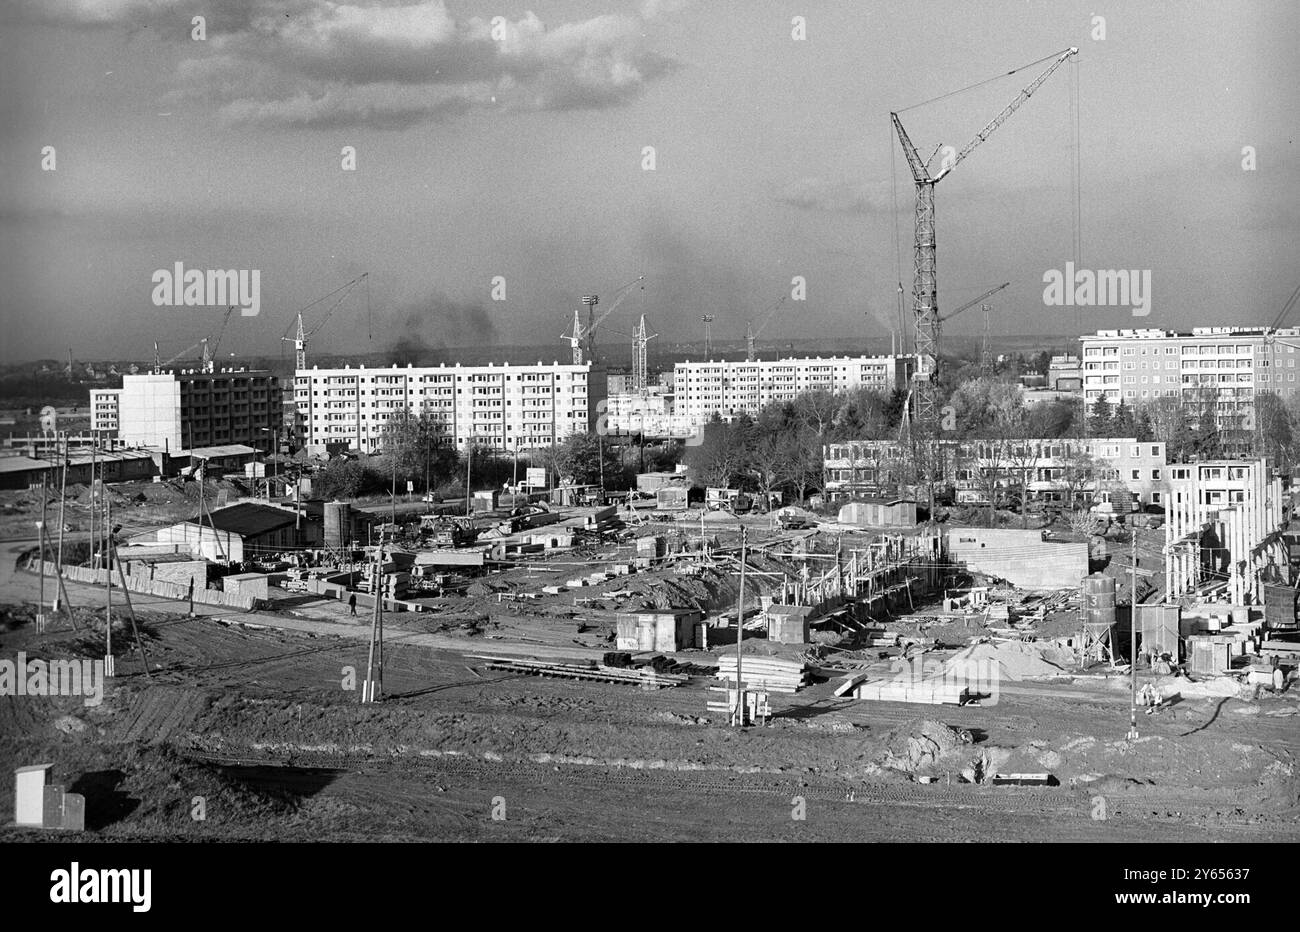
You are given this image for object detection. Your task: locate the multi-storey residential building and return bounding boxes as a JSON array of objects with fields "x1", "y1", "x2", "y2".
[
  {"x1": 672, "y1": 355, "x2": 913, "y2": 426},
  {"x1": 97, "y1": 369, "x2": 281, "y2": 454},
  {"x1": 89, "y1": 388, "x2": 121, "y2": 435},
  {"x1": 1047, "y1": 354, "x2": 1082, "y2": 391},
  {"x1": 602, "y1": 388, "x2": 703, "y2": 441},
  {"x1": 823, "y1": 437, "x2": 1167, "y2": 506},
  {"x1": 1079, "y1": 327, "x2": 1300, "y2": 431},
  {"x1": 294, "y1": 361, "x2": 603, "y2": 454}
]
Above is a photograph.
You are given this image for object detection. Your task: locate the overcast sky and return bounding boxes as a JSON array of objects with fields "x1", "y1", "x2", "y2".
[{"x1": 1, "y1": 0, "x2": 1296, "y2": 365}]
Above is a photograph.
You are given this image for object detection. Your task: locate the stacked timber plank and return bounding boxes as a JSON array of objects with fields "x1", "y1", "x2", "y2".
[
  {"x1": 715, "y1": 655, "x2": 808, "y2": 693},
  {"x1": 471, "y1": 655, "x2": 688, "y2": 689}
]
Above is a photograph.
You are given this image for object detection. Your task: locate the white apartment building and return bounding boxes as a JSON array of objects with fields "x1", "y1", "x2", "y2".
[
  {"x1": 823, "y1": 437, "x2": 1167, "y2": 506},
  {"x1": 1079, "y1": 327, "x2": 1300, "y2": 430},
  {"x1": 602, "y1": 389, "x2": 703, "y2": 441},
  {"x1": 90, "y1": 388, "x2": 120, "y2": 435},
  {"x1": 294, "y1": 361, "x2": 603, "y2": 454},
  {"x1": 673, "y1": 355, "x2": 913, "y2": 425}
]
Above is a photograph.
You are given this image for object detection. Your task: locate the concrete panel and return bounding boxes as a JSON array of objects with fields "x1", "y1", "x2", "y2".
[{"x1": 947, "y1": 527, "x2": 1087, "y2": 589}]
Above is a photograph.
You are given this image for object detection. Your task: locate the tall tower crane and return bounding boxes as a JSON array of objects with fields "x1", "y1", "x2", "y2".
[
  {"x1": 892, "y1": 47, "x2": 1077, "y2": 426},
  {"x1": 745, "y1": 295, "x2": 788, "y2": 361},
  {"x1": 631, "y1": 315, "x2": 658, "y2": 393},
  {"x1": 281, "y1": 273, "x2": 369, "y2": 371},
  {"x1": 561, "y1": 275, "x2": 645, "y2": 365}
]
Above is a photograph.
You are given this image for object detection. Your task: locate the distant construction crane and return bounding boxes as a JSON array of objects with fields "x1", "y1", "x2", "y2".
[
  {"x1": 980, "y1": 305, "x2": 994, "y2": 374},
  {"x1": 155, "y1": 305, "x2": 236, "y2": 373},
  {"x1": 745, "y1": 295, "x2": 788, "y2": 361},
  {"x1": 892, "y1": 47, "x2": 1078, "y2": 427},
  {"x1": 562, "y1": 275, "x2": 645, "y2": 366},
  {"x1": 282, "y1": 273, "x2": 369, "y2": 371},
  {"x1": 631, "y1": 315, "x2": 658, "y2": 393}
]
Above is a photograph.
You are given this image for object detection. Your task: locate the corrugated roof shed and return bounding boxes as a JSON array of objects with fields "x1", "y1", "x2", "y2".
[{"x1": 185, "y1": 502, "x2": 297, "y2": 537}]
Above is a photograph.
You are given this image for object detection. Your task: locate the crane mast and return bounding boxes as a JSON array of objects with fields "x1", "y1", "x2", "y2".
[{"x1": 891, "y1": 47, "x2": 1077, "y2": 427}]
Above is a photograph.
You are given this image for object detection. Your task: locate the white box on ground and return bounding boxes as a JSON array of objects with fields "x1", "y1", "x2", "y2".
[{"x1": 15, "y1": 764, "x2": 53, "y2": 826}]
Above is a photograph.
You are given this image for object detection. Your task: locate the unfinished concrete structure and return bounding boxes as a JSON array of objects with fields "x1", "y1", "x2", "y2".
[
  {"x1": 1163, "y1": 459, "x2": 1289, "y2": 605},
  {"x1": 947, "y1": 528, "x2": 1088, "y2": 589}
]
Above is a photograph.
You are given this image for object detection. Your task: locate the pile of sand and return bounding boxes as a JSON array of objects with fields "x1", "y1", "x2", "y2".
[{"x1": 943, "y1": 641, "x2": 1065, "y2": 681}]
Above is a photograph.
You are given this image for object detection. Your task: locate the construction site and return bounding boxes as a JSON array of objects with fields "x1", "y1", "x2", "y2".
[
  {"x1": 2, "y1": 8, "x2": 1297, "y2": 855},
  {"x1": 2, "y1": 455, "x2": 1298, "y2": 842}
]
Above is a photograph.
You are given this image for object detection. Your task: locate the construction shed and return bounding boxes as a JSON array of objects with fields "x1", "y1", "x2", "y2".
[
  {"x1": 223, "y1": 572, "x2": 271, "y2": 600},
  {"x1": 1136, "y1": 603, "x2": 1182, "y2": 658},
  {"x1": 140, "y1": 501, "x2": 318, "y2": 562},
  {"x1": 615, "y1": 610, "x2": 703, "y2": 653},
  {"x1": 838, "y1": 498, "x2": 918, "y2": 528},
  {"x1": 656, "y1": 486, "x2": 689, "y2": 510},
  {"x1": 766, "y1": 604, "x2": 813, "y2": 644},
  {"x1": 637, "y1": 471, "x2": 687, "y2": 493},
  {"x1": 1188, "y1": 635, "x2": 1234, "y2": 675}
]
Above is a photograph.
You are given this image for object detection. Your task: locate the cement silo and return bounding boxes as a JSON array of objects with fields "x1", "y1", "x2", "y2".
[{"x1": 1080, "y1": 572, "x2": 1116, "y2": 665}]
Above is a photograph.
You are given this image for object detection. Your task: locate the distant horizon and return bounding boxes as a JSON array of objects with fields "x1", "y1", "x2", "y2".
[{"x1": 6, "y1": 332, "x2": 1082, "y2": 373}]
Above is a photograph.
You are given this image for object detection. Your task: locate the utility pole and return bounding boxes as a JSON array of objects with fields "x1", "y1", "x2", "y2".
[
  {"x1": 89, "y1": 435, "x2": 97, "y2": 571},
  {"x1": 109, "y1": 536, "x2": 151, "y2": 677},
  {"x1": 464, "y1": 441, "x2": 472, "y2": 517},
  {"x1": 37, "y1": 470, "x2": 47, "y2": 630},
  {"x1": 55, "y1": 433, "x2": 68, "y2": 608},
  {"x1": 1128, "y1": 529, "x2": 1138, "y2": 740},
  {"x1": 734, "y1": 524, "x2": 747, "y2": 727},
  {"x1": 104, "y1": 479, "x2": 114, "y2": 678},
  {"x1": 363, "y1": 529, "x2": 385, "y2": 702}
]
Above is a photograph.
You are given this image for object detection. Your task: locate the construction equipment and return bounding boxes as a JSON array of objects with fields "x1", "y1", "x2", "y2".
[
  {"x1": 745, "y1": 295, "x2": 788, "y2": 361},
  {"x1": 631, "y1": 314, "x2": 658, "y2": 393},
  {"x1": 155, "y1": 305, "x2": 236, "y2": 373},
  {"x1": 561, "y1": 275, "x2": 645, "y2": 366},
  {"x1": 936, "y1": 282, "x2": 1010, "y2": 374},
  {"x1": 700, "y1": 314, "x2": 715, "y2": 358},
  {"x1": 938, "y1": 282, "x2": 1009, "y2": 324},
  {"x1": 200, "y1": 305, "x2": 237, "y2": 372},
  {"x1": 281, "y1": 273, "x2": 369, "y2": 371},
  {"x1": 892, "y1": 47, "x2": 1078, "y2": 427}
]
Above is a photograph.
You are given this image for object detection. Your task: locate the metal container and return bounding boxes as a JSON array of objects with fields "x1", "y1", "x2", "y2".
[
  {"x1": 323, "y1": 501, "x2": 351, "y2": 549},
  {"x1": 1081, "y1": 573, "x2": 1116, "y2": 629}
]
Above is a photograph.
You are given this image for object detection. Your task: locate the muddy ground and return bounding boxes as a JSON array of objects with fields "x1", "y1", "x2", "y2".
[{"x1": 2, "y1": 592, "x2": 1298, "y2": 843}]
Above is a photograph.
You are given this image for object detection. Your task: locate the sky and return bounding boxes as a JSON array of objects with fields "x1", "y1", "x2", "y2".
[{"x1": 1, "y1": 0, "x2": 1296, "y2": 365}]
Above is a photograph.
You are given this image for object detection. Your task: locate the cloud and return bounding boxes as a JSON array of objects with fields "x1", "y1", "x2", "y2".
[
  {"x1": 15, "y1": 0, "x2": 684, "y2": 129},
  {"x1": 775, "y1": 177, "x2": 893, "y2": 215}
]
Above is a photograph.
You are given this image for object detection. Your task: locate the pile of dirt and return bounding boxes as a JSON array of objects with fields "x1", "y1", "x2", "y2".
[{"x1": 880, "y1": 719, "x2": 974, "y2": 775}]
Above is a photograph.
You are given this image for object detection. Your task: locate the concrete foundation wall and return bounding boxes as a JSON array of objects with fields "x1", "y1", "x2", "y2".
[{"x1": 947, "y1": 528, "x2": 1087, "y2": 588}]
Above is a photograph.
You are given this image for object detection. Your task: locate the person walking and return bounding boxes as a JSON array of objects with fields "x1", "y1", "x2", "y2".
[{"x1": 348, "y1": 593, "x2": 357, "y2": 616}]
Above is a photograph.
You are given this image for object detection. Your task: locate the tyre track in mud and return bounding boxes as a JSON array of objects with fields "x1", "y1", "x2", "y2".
[{"x1": 184, "y1": 745, "x2": 1300, "y2": 838}]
